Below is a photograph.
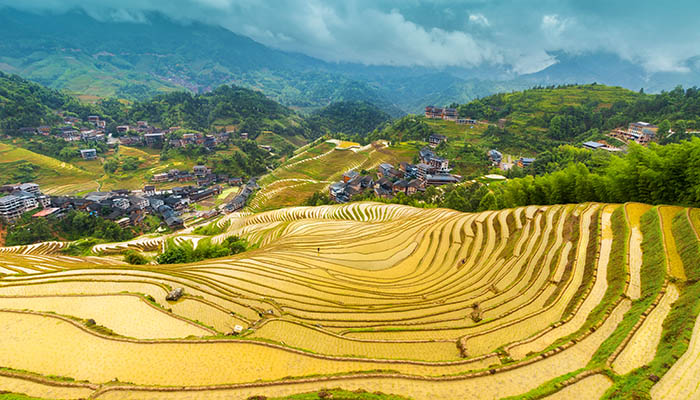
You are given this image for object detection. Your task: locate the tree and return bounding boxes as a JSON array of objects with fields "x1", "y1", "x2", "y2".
[
  {"x1": 548, "y1": 115, "x2": 564, "y2": 140},
  {"x1": 657, "y1": 120, "x2": 671, "y2": 143}
]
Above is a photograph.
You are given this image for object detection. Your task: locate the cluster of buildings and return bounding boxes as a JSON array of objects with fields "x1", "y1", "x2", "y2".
[
  {"x1": 119, "y1": 130, "x2": 229, "y2": 149},
  {"x1": 0, "y1": 177, "x2": 258, "y2": 229},
  {"x1": 424, "y1": 106, "x2": 477, "y2": 125},
  {"x1": 610, "y1": 122, "x2": 659, "y2": 146},
  {"x1": 151, "y1": 165, "x2": 243, "y2": 187},
  {"x1": 18, "y1": 114, "x2": 234, "y2": 161},
  {"x1": 223, "y1": 179, "x2": 259, "y2": 213},
  {"x1": 329, "y1": 146, "x2": 461, "y2": 203},
  {"x1": 0, "y1": 183, "x2": 50, "y2": 221}
]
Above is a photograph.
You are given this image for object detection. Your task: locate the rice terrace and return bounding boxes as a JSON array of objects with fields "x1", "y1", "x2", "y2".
[{"x1": 1, "y1": 201, "x2": 699, "y2": 399}]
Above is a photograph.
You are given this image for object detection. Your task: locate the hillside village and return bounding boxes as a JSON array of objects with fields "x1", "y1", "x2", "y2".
[
  {"x1": 0, "y1": 172, "x2": 258, "y2": 231},
  {"x1": 329, "y1": 143, "x2": 461, "y2": 203},
  {"x1": 21, "y1": 113, "x2": 259, "y2": 160}
]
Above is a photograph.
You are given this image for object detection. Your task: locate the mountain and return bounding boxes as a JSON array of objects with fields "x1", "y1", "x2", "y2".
[
  {"x1": 2, "y1": 7, "x2": 699, "y2": 117},
  {"x1": 0, "y1": 7, "x2": 400, "y2": 114}
]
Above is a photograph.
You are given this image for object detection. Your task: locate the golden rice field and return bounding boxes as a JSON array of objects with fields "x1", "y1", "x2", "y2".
[{"x1": 1, "y1": 201, "x2": 700, "y2": 399}]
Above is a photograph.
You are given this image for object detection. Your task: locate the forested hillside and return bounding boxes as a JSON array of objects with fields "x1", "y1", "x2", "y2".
[
  {"x1": 0, "y1": 72, "x2": 319, "y2": 141},
  {"x1": 0, "y1": 71, "x2": 76, "y2": 130},
  {"x1": 457, "y1": 84, "x2": 700, "y2": 150},
  {"x1": 307, "y1": 101, "x2": 391, "y2": 136},
  {"x1": 129, "y1": 86, "x2": 312, "y2": 139}
]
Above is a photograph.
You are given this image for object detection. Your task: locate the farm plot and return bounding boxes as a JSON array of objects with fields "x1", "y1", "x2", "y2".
[
  {"x1": 0, "y1": 294, "x2": 212, "y2": 339},
  {"x1": 0, "y1": 201, "x2": 698, "y2": 400}
]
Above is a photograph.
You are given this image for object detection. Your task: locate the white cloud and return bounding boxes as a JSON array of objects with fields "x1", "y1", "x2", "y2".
[
  {"x1": 468, "y1": 13, "x2": 489, "y2": 27},
  {"x1": 540, "y1": 14, "x2": 569, "y2": 37}
]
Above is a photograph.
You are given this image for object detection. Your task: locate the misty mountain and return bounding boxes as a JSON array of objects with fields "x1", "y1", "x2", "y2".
[{"x1": 1, "y1": 7, "x2": 698, "y2": 116}]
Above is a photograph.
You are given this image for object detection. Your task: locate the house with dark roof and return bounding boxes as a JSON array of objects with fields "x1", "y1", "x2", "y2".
[{"x1": 429, "y1": 134, "x2": 447, "y2": 147}]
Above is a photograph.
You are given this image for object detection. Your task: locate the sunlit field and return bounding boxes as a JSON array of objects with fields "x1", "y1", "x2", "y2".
[{"x1": 1, "y1": 202, "x2": 699, "y2": 399}]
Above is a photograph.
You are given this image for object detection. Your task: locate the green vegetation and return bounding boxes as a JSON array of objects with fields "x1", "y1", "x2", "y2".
[
  {"x1": 61, "y1": 238, "x2": 103, "y2": 256},
  {"x1": 672, "y1": 210, "x2": 700, "y2": 280},
  {"x1": 123, "y1": 250, "x2": 149, "y2": 265},
  {"x1": 308, "y1": 101, "x2": 392, "y2": 137},
  {"x1": 157, "y1": 236, "x2": 250, "y2": 264},
  {"x1": 0, "y1": 71, "x2": 69, "y2": 131},
  {"x1": 356, "y1": 138, "x2": 700, "y2": 214},
  {"x1": 0, "y1": 393, "x2": 47, "y2": 400},
  {"x1": 4, "y1": 210, "x2": 134, "y2": 246},
  {"x1": 130, "y1": 86, "x2": 311, "y2": 138},
  {"x1": 193, "y1": 220, "x2": 230, "y2": 236}
]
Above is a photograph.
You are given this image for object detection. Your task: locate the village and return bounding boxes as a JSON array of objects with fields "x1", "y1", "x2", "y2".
[
  {"x1": 17, "y1": 113, "x2": 266, "y2": 162},
  {"x1": 329, "y1": 134, "x2": 461, "y2": 203},
  {"x1": 0, "y1": 168, "x2": 258, "y2": 230}
]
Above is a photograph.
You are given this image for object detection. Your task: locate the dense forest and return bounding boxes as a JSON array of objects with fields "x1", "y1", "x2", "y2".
[
  {"x1": 307, "y1": 101, "x2": 391, "y2": 136},
  {"x1": 0, "y1": 71, "x2": 76, "y2": 131},
  {"x1": 129, "y1": 85, "x2": 311, "y2": 138},
  {"x1": 3, "y1": 210, "x2": 135, "y2": 246}
]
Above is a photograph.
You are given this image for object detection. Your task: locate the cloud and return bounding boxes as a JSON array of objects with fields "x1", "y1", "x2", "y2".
[
  {"x1": 468, "y1": 13, "x2": 489, "y2": 27},
  {"x1": 1, "y1": 0, "x2": 699, "y2": 74},
  {"x1": 540, "y1": 14, "x2": 568, "y2": 36}
]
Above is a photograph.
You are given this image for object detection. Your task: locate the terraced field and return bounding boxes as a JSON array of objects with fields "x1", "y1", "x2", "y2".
[{"x1": 1, "y1": 202, "x2": 700, "y2": 399}]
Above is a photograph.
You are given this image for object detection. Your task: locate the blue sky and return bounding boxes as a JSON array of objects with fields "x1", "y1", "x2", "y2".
[{"x1": 3, "y1": 0, "x2": 699, "y2": 74}]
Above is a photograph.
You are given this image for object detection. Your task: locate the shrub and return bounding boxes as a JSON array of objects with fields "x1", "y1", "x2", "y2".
[
  {"x1": 156, "y1": 236, "x2": 249, "y2": 264},
  {"x1": 123, "y1": 250, "x2": 148, "y2": 265}
]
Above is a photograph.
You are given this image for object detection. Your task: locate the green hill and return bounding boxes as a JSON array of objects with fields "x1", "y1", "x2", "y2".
[{"x1": 308, "y1": 101, "x2": 392, "y2": 136}]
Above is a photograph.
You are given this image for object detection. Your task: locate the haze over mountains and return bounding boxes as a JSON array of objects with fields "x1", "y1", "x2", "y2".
[{"x1": 1, "y1": 6, "x2": 700, "y2": 114}]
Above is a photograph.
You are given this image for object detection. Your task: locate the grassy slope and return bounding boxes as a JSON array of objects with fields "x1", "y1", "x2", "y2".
[
  {"x1": 0, "y1": 142, "x2": 98, "y2": 192},
  {"x1": 0, "y1": 141, "x2": 201, "y2": 195}
]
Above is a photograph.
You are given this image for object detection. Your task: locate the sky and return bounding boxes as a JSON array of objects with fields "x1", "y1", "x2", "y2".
[{"x1": 3, "y1": 0, "x2": 700, "y2": 75}]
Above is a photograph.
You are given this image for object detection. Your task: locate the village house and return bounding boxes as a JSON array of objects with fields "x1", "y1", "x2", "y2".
[
  {"x1": 0, "y1": 193, "x2": 34, "y2": 220},
  {"x1": 424, "y1": 106, "x2": 458, "y2": 121},
  {"x1": 80, "y1": 149, "x2": 97, "y2": 160},
  {"x1": 583, "y1": 141, "x2": 606, "y2": 150},
  {"x1": 377, "y1": 163, "x2": 403, "y2": 180},
  {"x1": 193, "y1": 165, "x2": 212, "y2": 177},
  {"x1": 488, "y1": 149, "x2": 503, "y2": 165},
  {"x1": 342, "y1": 170, "x2": 359, "y2": 183},
  {"x1": 144, "y1": 132, "x2": 165, "y2": 147},
  {"x1": 425, "y1": 173, "x2": 461, "y2": 185},
  {"x1": 152, "y1": 173, "x2": 169, "y2": 183},
  {"x1": 428, "y1": 134, "x2": 447, "y2": 147},
  {"x1": 517, "y1": 157, "x2": 536, "y2": 168},
  {"x1": 610, "y1": 121, "x2": 658, "y2": 146},
  {"x1": 143, "y1": 185, "x2": 156, "y2": 196}
]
